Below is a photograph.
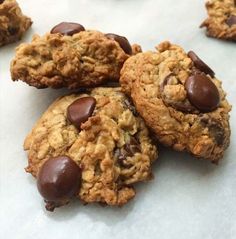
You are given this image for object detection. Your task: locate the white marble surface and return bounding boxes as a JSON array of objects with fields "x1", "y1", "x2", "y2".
[{"x1": 0, "y1": 0, "x2": 236, "y2": 238}]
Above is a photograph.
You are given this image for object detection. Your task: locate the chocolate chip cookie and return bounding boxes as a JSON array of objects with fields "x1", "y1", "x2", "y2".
[
  {"x1": 120, "y1": 41, "x2": 231, "y2": 163},
  {"x1": 11, "y1": 22, "x2": 141, "y2": 89},
  {"x1": 0, "y1": 0, "x2": 32, "y2": 46},
  {"x1": 200, "y1": 0, "x2": 236, "y2": 41},
  {"x1": 24, "y1": 87, "x2": 157, "y2": 211}
]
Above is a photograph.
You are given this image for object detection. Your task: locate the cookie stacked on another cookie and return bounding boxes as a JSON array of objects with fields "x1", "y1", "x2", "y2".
[
  {"x1": 10, "y1": 22, "x2": 160, "y2": 211},
  {"x1": 120, "y1": 41, "x2": 231, "y2": 163},
  {"x1": 0, "y1": 0, "x2": 32, "y2": 46},
  {"x1": 24, "y1": 87, "x2": 157, "y2": 211}
]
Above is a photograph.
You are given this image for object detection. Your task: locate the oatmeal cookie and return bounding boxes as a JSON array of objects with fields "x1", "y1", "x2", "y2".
[
  {"x1": 120, "y1": 41, "x2": 231, "y2": 163},
  {"x1": 200, "y1": 0, "x2": 236, "y2": 41},
  {"x1": 24, "y1": 87, "x2": 157, "y2": 211},
  {"x1": 0, "y1": 0, "x2": 32, "y2": 46},
  {"x1": 11, "y1": 22, "x2": 141, "y2": 89}
]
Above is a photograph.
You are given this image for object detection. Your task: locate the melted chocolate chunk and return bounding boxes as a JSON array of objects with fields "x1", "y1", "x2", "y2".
[
  {"x1": 124, "y1": 99, "x2": 138, "y2": 116},
  {"x1": 209, "y1": 124, "x2": 225, "y2": 146},
  {"x1": 160, "y1": 74, "x2": 196, "y2": 113},
  {"x1": 188, "y1": 51, "x2": 215, "y2": 77},
  {"x1": 160, "y1": 74, "x2": 175, "y2": 92},
  {"x1": 115, "y1": 136, "x2": 141, "y2": 167},
  {"x1": 67, "y1": 97, "x2": 96, "y2": 130},
  {"x1": 200, "y1": 117, "x2": 225, "y2": 146},
  {"x1": 105, "y1": 33, "x2": 132, "y2": 55},
  {"x1": 124, "y1": 137, "x2": 141, "y2": 156}
]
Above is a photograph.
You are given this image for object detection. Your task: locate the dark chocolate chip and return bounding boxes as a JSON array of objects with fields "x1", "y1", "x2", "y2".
[
  {"x1": 188, "y1": 51, "x2": 215, "y2": 77},
  {"x1": 169, "y1": 101, "x2": 197, "y2": 113},
  {"x1": 160, "y1": 73, "x2": 175, "y2": 92},
  {"x1": 160, "y1": 74, "x2": 196, "y2": 113},
  {"x1": 200, "y1": 116, "x2": 225, "y2": 146},
  {"x1": 225, "y1": 15, "x2": 236, "y2": 27},
  {"x1": 67, "y1": 97, "x2": 96, "y2": 130},
  {"x1": 185, "y1": 74, "x2": 220, "y2": 112},
  {"x1": 115, "y1": 136, "x2": 141, "y2": 167},
  {"x1": 124, "y1": 99, "x2": 138, "y2": 116},
  {"x1": 0, "y1": 0, "x2": 5, "y2": 4},
  {"x1": 105, "y1": 33, "x2": 132, "y2": 55},
  {"x1": 124, "y1": 136, "x2": 141, "y2": 156},
  {"x1": 114, "y1": 148, "x2": 127, "y2": 165},
  {"x1": 209, "y1": 123, "x2": 225, "y2": 146},
  {"x1": 37, "y1": 156, "x2": 82, "y2": 203},
  {"x1": 51, "y1": 22, "x2": 85, "y2": 36}
]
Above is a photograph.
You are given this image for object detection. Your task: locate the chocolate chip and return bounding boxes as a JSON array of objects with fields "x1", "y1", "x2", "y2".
[
  {"x1": 0, "y1": 0, "x2": 5, "y2": 4},
  {"x1": 51, "y1": 22, "x2": 85, "y2": 36},
  {"x1": 160, "y1": 73, "x2": 175, "y2": 92},
  {"x1": 188, "y1": 51, "x2": 215, "y2": 77},
  {"x1": 160, "y1": 74, "x2": 196, "y2": 113},
  {"x1": 124, "y1": 99, "x2": 138, "y2": 116},
  {"x1": 115, "y1": 136, "x2": 141, "y2": 167},
  {"x1": 37, "y1": 156, "x2": 82, "y2": 203},
  {"x1": 169, "y1": 101, "x2": 197, "y2": 113},
  {"x1": 200, "y1": 116, "x2": 225, "y2": 146},
  {"x1": 67, "y1": 97, "x2": 96, "y2": 130},
  {"x1": 185, "y1": 74, "x2": 220, "y2": 112},
  {"x1": 115, "y1": 148, "x2": 128, "y2": 167},
  {"x1": 105, "y1": 33, "x2": 132, "y2": 55},
  {"x1": 225, "y1": 15, "x2": 236, "y2": 27},
  {"x1": 209, "y1": 123, "x2": 225, "y2": 146},
  {"x1": 124, "y1": 136, "x2": 141, "y2": 156},
  {"x1": 116, "y1": 148, "x2": 133, "y2": 168}
]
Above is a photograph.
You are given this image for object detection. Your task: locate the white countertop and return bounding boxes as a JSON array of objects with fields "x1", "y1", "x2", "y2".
[{"x1": 0, "y1": 0, "x2": 236, "y2": 238}]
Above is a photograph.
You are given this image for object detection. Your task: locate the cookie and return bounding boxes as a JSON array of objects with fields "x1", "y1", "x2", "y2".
[
  {"x1": 11, "y1": 22, "x2": 141, "y2": 89},
  {"x1": 24, "y1": 87, "x2": 157, "y2": 211},
  {"x1": 0, "y1": 0, "x2": 32, "y2": 46},
  {"x1": 200, "y1": 0, "x2": 236, "y2": 41},
  {"x1": 120, "y1": 41, "x2": 231, "y2": 163}
]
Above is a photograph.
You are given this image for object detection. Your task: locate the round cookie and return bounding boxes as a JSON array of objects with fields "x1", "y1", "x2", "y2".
[
  {"x1": 24, "y1": 87, "x2": 157, "y2": 211},
  {"x1": 120, "y1": 41, "x2": 231, "y2": 163},
  {"x1": 200, "y1": 0, "x2": 236, "y2": 41},
  {"x1": 11, "y1": 22, "x2": 141, "y2": 89},
  {"x1": 0, "y1": 0, "x2": 32, "y2": 46}
]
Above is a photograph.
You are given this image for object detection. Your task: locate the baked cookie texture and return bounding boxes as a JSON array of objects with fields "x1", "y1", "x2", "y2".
[
  {"x1": 11, "y1": 29, "x2": 140, "y2": 89},
  {"x1": 0, "y1": 0, "x2": 32, "y2": 46},
  {"x1": 200, "y1": 0, "x2": 236, "y2": 41},
  {"x1": 120, "y1": 41, "x2": 231, "y2": 163},
  {"x1": 24, "y1": 88, "x2": 157, "y2": 209}
]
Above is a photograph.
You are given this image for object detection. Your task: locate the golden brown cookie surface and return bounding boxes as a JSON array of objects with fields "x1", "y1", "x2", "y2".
[
  {"x1": 120, "y1": 41, "x2": 231, "y2": 163},
  {"x1": 11, "y1": 24, "x2": 140, "y2": 89},
  {"x1": 24, "y1": 87, "x2": 157, "y2": 211}
]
